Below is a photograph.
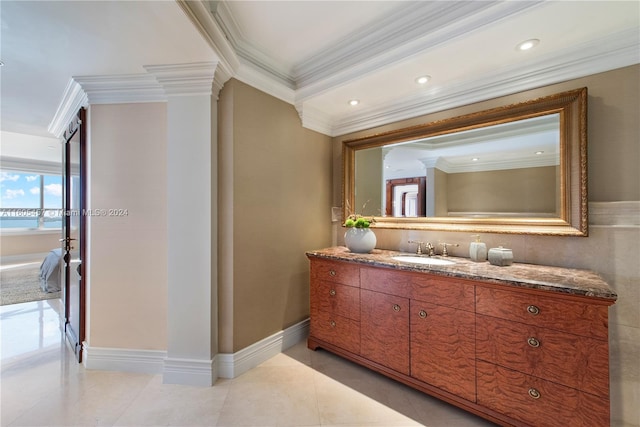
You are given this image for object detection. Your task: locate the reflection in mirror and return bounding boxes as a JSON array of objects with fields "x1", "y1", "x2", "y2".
[
  {"x1": 344, "y1": 88, "x2": 587, "y2": 236},
  {"x1": 355, "y1": 114, "x2": 560, "y2": 219}
]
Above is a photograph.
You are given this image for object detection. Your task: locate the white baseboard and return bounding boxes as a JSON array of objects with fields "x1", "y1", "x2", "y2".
[
  {"x1": 162, "y1": 356, "x2": 217, "y2": 387},
  {"x1": 217, "y1": 318, "x2": 310, "y2": 379},
  {"x1": 82, "y1": 345, "x2": 167, "y2": 375},
  {"x1": 82, "y1": 318, "x2": 310, "y2": 384}
]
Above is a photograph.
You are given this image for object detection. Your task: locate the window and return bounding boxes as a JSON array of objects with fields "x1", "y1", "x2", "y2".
[{"x1": 0, "y1": 170, "x2": 63, "y2": 230}]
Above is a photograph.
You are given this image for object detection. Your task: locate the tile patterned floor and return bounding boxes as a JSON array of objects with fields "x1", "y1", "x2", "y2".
[{"x1": 1, "y1": 299, "x2": 495, "y2": 426}]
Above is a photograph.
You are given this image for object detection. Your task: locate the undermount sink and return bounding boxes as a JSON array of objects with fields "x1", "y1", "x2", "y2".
[{"x1": 392, "y1": 256, "x2": 456, "y2": 266}]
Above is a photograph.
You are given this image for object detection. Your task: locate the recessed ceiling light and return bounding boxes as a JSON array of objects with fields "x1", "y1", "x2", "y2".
[
  {"x1": 472, "y1": 157, "x2": 479, "y2": 162},
  {"x1": 535, "y1": 151, "x2": 544, "y2": 155},
  {"x1": 415, "y1": 75, "x2": 431, "y2": 85},
  {"x1": 517, "y1": 39, "x2": 539, "y2": 51},
  {"x1": 348, "y1": 99, "x2": 360, "y2": 106}
]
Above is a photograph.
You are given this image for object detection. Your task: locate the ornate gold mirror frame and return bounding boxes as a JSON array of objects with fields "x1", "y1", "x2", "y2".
[{"x1": 343, "y1": 87, "x2": 587, "y2": 236}]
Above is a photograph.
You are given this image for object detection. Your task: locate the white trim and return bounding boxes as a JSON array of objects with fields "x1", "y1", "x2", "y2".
[
  {"x1": 163, "y1": 356, "x2": 217, "y2": 387},
  {"x1": 218, "y1": 318, "x2": 310, "y2": 379},
  {"x1": 48, "y1": 79, "x2": 89, "y2": 138},
  {"x1": 82, "y1": 345, "x2": 167, "y2": 375},
  {"x1": 589, "y1": 202, "x2": 640, "y2": 227},
  {"x1": 73, "y1": 74, "x2": 167, "y2": 104},
  {"x1": 144, "y1": 62, "x2": 218, "y2": 96},
  {"x1": 327, "y1": 29, "x2": 639, "y2": 137},
  {"x1": 235, "y1": 60, "x2": 296, "y2": 106}
]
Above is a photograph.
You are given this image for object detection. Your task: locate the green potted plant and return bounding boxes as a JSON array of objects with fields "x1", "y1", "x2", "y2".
[{"x1": 343, "y1": 212, "x2": 376, "y2": 253}]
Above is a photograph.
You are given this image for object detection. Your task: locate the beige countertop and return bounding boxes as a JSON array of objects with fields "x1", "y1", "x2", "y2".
[{"x1": 306, "y1": 246, "x2": 617, "y2": 302}]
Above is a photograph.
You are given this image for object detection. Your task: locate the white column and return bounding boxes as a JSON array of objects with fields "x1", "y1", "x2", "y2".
[
  {"x1": 419, "y1": 157, "x2": 439, "y2": 218},
  {"x1": 146, "y1": 63, "x2": 219, "y2": 386}
]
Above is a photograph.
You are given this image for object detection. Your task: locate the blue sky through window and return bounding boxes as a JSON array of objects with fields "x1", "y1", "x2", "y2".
[{"x1": 0, "y1": 170, "x2": 63, "y2": 228}]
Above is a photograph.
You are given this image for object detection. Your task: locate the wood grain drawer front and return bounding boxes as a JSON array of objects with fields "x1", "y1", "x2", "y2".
[
  {"x1": 476, "y1": 286, "x2": 609, "y2": 340},
  {"x1": 311, "y1": 280, "x2": 360, "y2": 321},
  {"x1": 476, "y1": 315, "x2": 609, "y2": 397},
  {"x1": 310, "y1": 259, "x2": 360, "y2": 287},
  {"x1": 360, "y1": 289, "x2": 410, "y2": 375},
  {"x1": 310, "y1": 311, "x2": 360, "y2": 354},
  {"x1": 477, "y1": 361, "x2": 610, "y2": 427},
  {"x1": 410, "y1": 300, "x2": 476, "y2": 402},
  {"x1": 360, "y1": 267, "x2": 474, "y2": 311},
  {"x1": 411, "y1": 275, "x2": 475, "y2": 312},
  {"x1": 360, "y1": 267, "x2": 412, "y2": 296}
]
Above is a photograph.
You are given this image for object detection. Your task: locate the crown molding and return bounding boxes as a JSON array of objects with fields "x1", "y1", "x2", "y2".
[
  {"x1": 144, "y1": 62, "x2": 218, "y2": 96},
  {"x1": 294, "y1": 104, "x2": 332, "y2": 137},
  {"x1": 75, "y1": 74, "x2": 168, "y2": 103},
  {"x1": 294, "y1": 1, "x2": 540, "y2": 101},
  {"x1": 327, "y1": 28, "x2": 640, "y2": 137},
  {"x1": 235, "y1": 60, "x2": 295, "y2": 106},
  {"x1": 48, "y1": 79, "x2": 89, "y2": 138},
  {"x1": 175, "y1": 0, "x2": 237, "y2": 87},
  {"x1": 213, "y1": 1, "x2": 294, "y2": 90},
  {"x1": 48, "y1": 62, "x2": 221, "y2": 138}
]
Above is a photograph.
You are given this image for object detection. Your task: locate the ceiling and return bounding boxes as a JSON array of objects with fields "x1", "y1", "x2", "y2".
[{"x1": 1, "y1": 0, "x2": 639, "y2": 153}]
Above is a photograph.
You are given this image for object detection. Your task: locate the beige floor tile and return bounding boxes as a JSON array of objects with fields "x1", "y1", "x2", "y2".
[{"x1": 1, "y1": 300, "x2": 497, "y2": 427}]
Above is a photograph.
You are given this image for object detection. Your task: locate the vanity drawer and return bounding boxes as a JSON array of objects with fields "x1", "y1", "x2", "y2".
[
  {"x1": 360, "y1": 267, "x2": 474, "y2": 311},
  {"x1": 310, "y1": 311, "x2": 360, "y2": 354},
  {"x1": 310, "y1": 280, "x2": 360, "y2": 321},
  {"x1": 476, "y1": 314, "x2": 609, "y2": 397},
  {"x1": 411, "y1": 274, "x2": 475, "y2": 312},
  {"x1": 476, "y1": 286, "x2": 609, "y2": 340},
  {"x1": 360, "y1": 267, "x2": 412, "y2": 296},
  {"x1": 310, "y1": 259, "x2": 360, "y2": 287},
  {"x1": 477, "y1": 361, "x2": 610, "y2": 427}
]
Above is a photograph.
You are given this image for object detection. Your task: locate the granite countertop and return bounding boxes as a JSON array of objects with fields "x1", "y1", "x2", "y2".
[{"x1": 306, "y1": 247, "x2": 617, "y2": 302}]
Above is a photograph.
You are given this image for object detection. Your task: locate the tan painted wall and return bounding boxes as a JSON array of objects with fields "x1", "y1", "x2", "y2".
[
  {"x1": 218, "y1": 79, "x2": 333, "y2": 353},
  {"x1": 446, "y1": 166, "x2": 557, "y2": 214},
  {"x1": 88, "y1": 103, "x2": 168, "y2": 351},
  {"x1": 354, "y1": 148, "x2": 382, "y2": 217},
  {"x1": 332, "y1": 64, "x2": 640, "y2": 426}
]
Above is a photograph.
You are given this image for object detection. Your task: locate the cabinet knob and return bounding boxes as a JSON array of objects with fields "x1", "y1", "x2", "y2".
[
  {"x1": 329, "y1": 289, "x2": 336, "y2": 296},
  {"x1": 329, "y1": 320, "x2": 336, "y2": 328},
  {"x1": 528, "y1": 388, "x2": 541, "y2": 399},
  {"x1": 527, "y1": 305, "x2": 540, "y2": 316},
  {"x1": 329, "y1": 270, "x2": 336, "y2": 276},
  {"x1": 527, "y1": 337, "x2": 541, "y2": 348},
  {"x1": 393, "y1": 304, "x2": 401, "y2": 312},
  {"x1": 419, "y1": 310, "x2": 428, "y2": 319}
]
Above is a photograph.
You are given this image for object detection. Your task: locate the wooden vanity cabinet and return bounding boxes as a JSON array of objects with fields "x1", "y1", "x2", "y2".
[
  {"x1": 476, "y1": 286, "x2": 612, "y2": 426},
  {"x1": 307, "y1": 255, "x2": 614, "y2": 427},
  {"x1": 309, "y1": 259, "x2": 361, "y2": 354}
]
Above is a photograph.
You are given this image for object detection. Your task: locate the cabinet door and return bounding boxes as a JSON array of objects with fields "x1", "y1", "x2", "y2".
[
  {"x1": 410, "y1": 300, "x2": 476, "y2": 402},
  {"x1": 360, "y1": 289, "x2": 409, "y2": 374}
]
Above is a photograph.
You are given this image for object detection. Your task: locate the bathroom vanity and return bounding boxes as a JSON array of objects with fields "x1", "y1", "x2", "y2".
[{"x1": 307, "y1": 247, "x2": 617, "y2": 427}]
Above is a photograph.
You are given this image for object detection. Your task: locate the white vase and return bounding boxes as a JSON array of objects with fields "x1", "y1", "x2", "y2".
[{"x1": 344, "y1": 228, "x2": 376, "y2": 253}]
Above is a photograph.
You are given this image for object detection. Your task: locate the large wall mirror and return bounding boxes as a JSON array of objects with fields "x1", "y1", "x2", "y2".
[{"x1": 343, "y1": 88, "x2": 587, "y2": 236}]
